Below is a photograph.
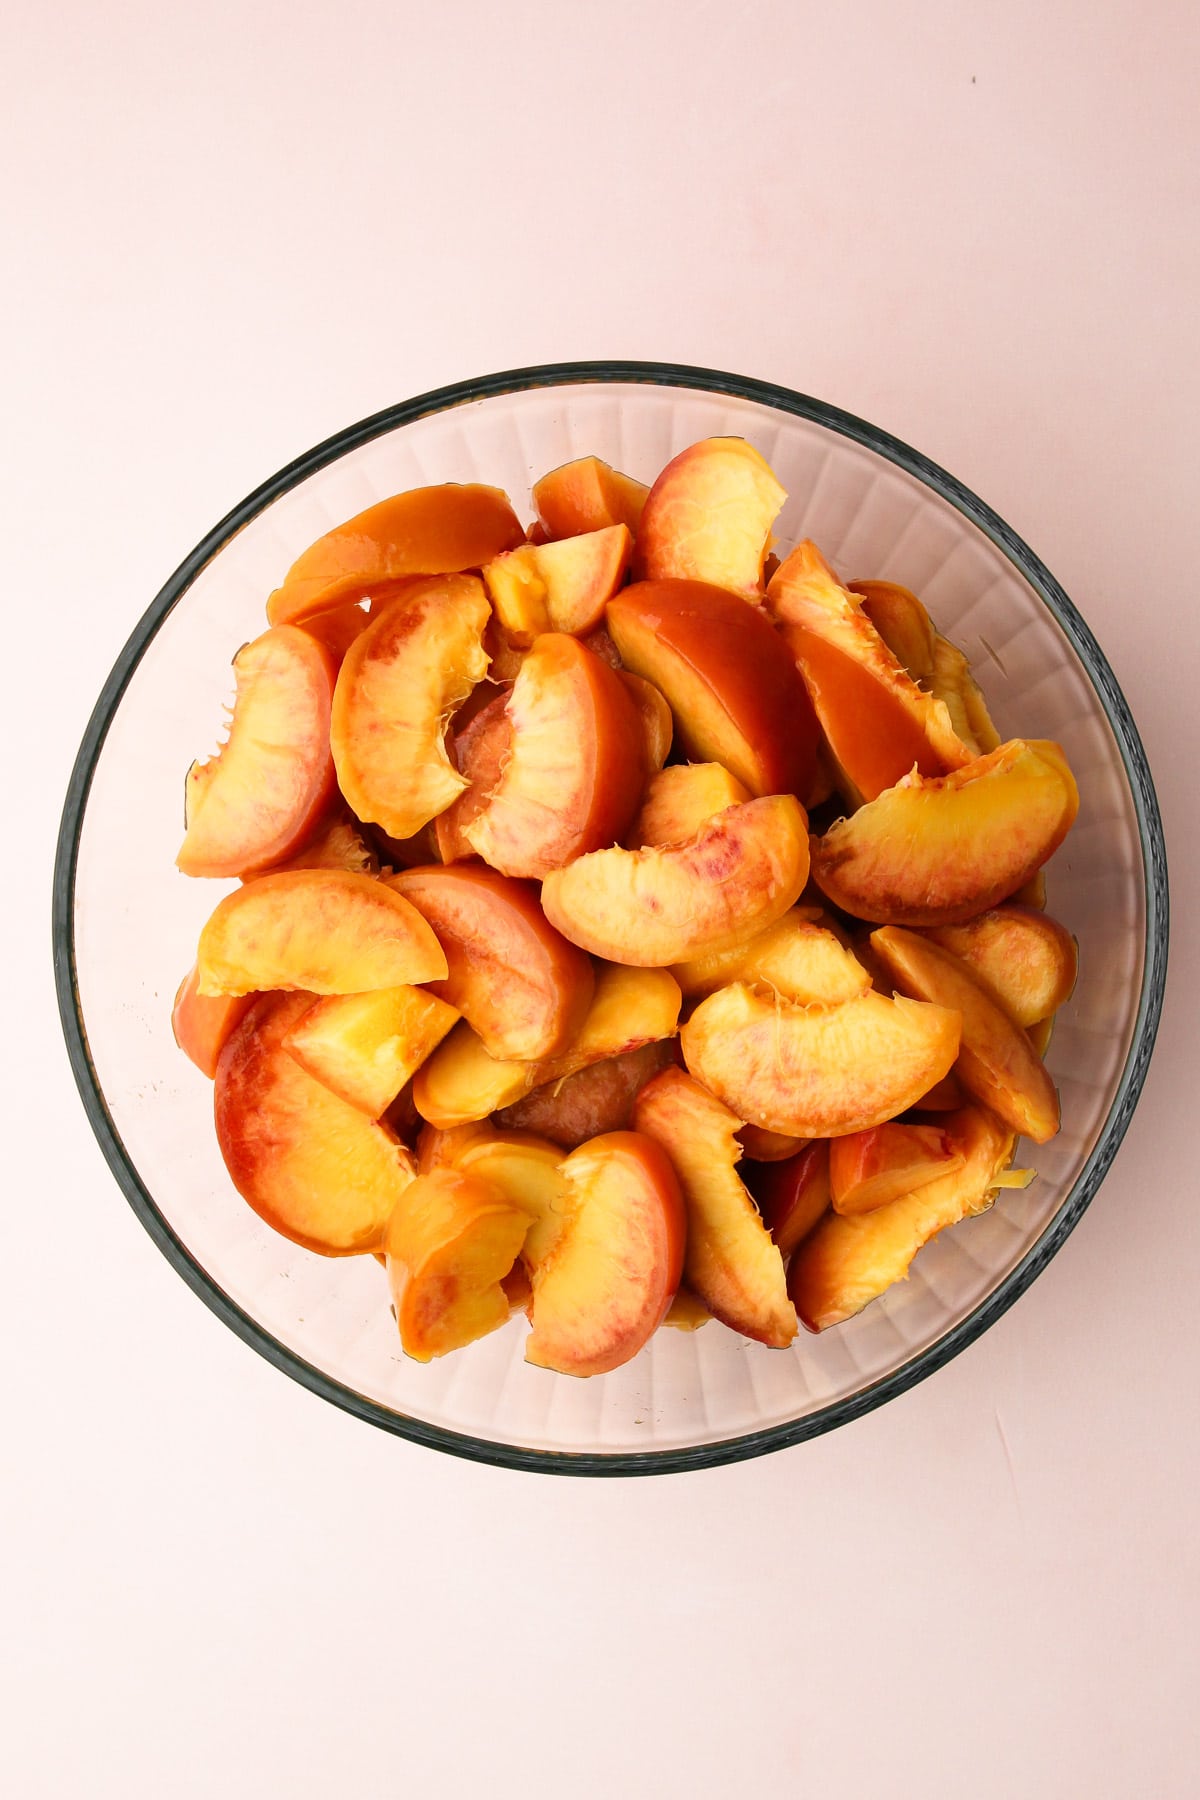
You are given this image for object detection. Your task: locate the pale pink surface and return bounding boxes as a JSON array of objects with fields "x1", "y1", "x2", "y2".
[{"x1": 5, "y1": 4, "x2": 1198, "y2": 1799}]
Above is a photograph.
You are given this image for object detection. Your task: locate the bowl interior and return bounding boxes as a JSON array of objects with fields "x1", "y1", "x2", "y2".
[{"x1": 62, "y1": 372, "x2": 1159, "y2": 1468}]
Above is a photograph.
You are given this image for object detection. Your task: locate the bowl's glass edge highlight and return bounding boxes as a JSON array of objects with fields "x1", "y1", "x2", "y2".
[{"x1": 51, "y1": 360, "x2": 1170, "y2": 1477}]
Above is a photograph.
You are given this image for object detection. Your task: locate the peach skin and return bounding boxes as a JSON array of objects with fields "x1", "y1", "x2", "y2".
[
  {"x1": 177, "y1": 624, "x2": 337, "y2": 879},
  {"x1": 533, "y1": 456, "x2": 649, "y2": 540},
  {"x1": 828, "y1": 1121, "x2": 965, "y2": 1216},
  {"x1": 540, "y1": 794, "x2": 810, "y2": 966},
  {"x1": 266, "y1": 484, "x2": 524, "y2": 624},
  {"x1": 171, "y1": 965, "x2": 254, "y2": 1080},
  {"x1": 384, "y1": 1168, "x2": 530, "y2": 1361},
  {"x1": 634, "y1": 438, "x2": 786, "y2": 598},
  {"x1": 742, "y1": 1140, "x2": 832, "y2": 1258},
  {"x1": 634, "y1": 1068, "x2": 796, "y2": 1346},
  {"x1": 215, "y1": 993, "x2": 416, "y2": 1255}
]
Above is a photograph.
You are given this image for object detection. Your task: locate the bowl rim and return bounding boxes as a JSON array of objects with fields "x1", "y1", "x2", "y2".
[{"x1": 52, "y1": 358, "x2": 1169, "y2": 1477}]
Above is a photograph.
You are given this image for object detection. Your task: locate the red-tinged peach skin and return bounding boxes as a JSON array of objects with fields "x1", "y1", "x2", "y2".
[
  {"x1": 177, "y1": 625, "x2": 337, "y2": 879},
  {"x1": 524, "y1": 1132, "x2": 685, "y2": 1377},
  {"x1": 283, "y1": 985, "x2": 459, "y2": 1118},
  {"x1": 497, "y1": 1041, "x2": 676, "y2": 1149},
  {"x1": 742, "y1": 1140, "x2": 832, "y2": 1257},
  {"x1": 434, "y1": 690, "x2": 512, "y2": 863},
  {"x1": 197, "y1": 869, "x2": 447, "y2": 997},
  {"x1": 870, "y1": 927, "x2": 1061, "y2": 1143},
  {"x1": 266, "y1": 485, "x2": 524, "y2": 625},
  {"x1": 924, "y1": 906, "x2": 1078, "y2": 1027},
  {"x1": 388, "y1": 863, "x2": 594, "y2": 1061},
  {"x1": 635, "y1": 438, "x2": 785, "y2": 599},
  {"x1": 848, "y1": 579, "x2": 936, "y2": 683},
  {"x1": 172, "y1": 965, "x2": 255, "y2": 1079},
  {"x1": 330, "y1": 574, "x2": 491, "y2": 841},
  {"x1": 811, "y1": 739, "x2": 1080, "y2": 927},
  {"x1": 767, "y1": 543, "x2": 970, "y2": 802},
  {"x1": 464, "y1": 633, "x2": 644, "y2": 879},
  {"x1": 671, "y1": 908, "x2": 869, "y2": 1004},
  {"x1": 215, "y1": 993, "x2": 415, "y2": 1254},
  {"x1": 629, "y1": 763, "x2": 749, "y2": 848},
  {"x1": 829, "y1": 1121, "x2": 964, "y2": 1216},
  {"x1": 681, "y1": 983, "x2": 961, "y2": 1138},
  {"x1": 533, "y1": 456, "x2": 649, "y2": 540},
  {"x1": 634, "y1": 1068, "x2": 796, "y2": 1346},
  {"x1": 621, "y1": 671, "x2": 674, "y2": 774},
  {"x1": 384, "y1": 1168, "x2": 529, "y2": 1361},
  {"x1": 788, "y1": 1107, "x2": 1015, "y2": 1330},
  {"x1": 484, "y1": 524, "x2": 633, "y2": 641},
  {"x1": 607, "y1": 578, "x2": 818, "y2": 799},
  {"x1": 737, "y1": 1125, "x2": 809, "y2": 1163},
  {"x1": 541, "y1": 794, "x2": 810, "y2": 967}
]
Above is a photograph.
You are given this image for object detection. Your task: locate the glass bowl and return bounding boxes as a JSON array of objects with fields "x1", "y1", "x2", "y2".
[{"x1": 53, "y1": 361, "x2": 1168, "y2": 1475}]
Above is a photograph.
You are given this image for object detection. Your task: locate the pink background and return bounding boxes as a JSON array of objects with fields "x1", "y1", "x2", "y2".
[{"x1": 5, "y1": 2, "x2": 1197, "y2": 1794}]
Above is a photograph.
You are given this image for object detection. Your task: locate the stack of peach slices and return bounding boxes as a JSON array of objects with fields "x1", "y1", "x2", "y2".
[{"x1": 172, "y1": 437, "x2": 1080, "y2": 1377}]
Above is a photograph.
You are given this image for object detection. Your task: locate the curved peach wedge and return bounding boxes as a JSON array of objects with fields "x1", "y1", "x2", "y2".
[
  {"x1": 828, "y1": 1121, "x2": 965, "y2": 1217},
  {"x1": 635, "y1": 438, "x2": 786, "y2": 599},
  {"x1": 387, "y1": 863, "x2": 594, "y2": 1061},
  {"x1": 483, "y1": 524, "x2": 633, "y2": 640},
  {"x1": 848, "y1": 579, "x2": 936, "y2": 683},
  {"x1": 177, "y1": 625, "x2": 337, "y2": 878},
  {"x1": 929, "y1": 635, "x2": 1002, "y2": 759},
  {"x1": 671, "y1": 908, "x2": 870, "y2": 1004},
  {"x1": 541, "y1": 794, "x2": 810, "y2": 967},
  {"x1": 171, "y1": 965, "x2": 254, "y2": 1079},
  {"x1": 533, "y1": 456, "x2": 648, "y2": 540},
  {"x1": 621, "y1": 671, "x2": 674, "y2": 775},
  {"x1": 524, "y1": 1132, "x2": 685, "y2": 1378},
  {"x1": 924, "y1": 906, "x2": 1078, "y2": 1027},
  {"x1": 450, "y1": 1130, "x2": 570, "y2": 1270},
  {"x1": 266, "y1": 484, "x2": 524, "y2": 625},
  {"x1": 634, "y1": 1068, "x2": 796, "y2": 1346},
  {"x1": 869, "y1": 927, "x2": 1061, "y2": 1143},
  {"x1": 741, "y1": 1139, "x2": 832, "y2": 1257},
  {"x1": 497, "y1": 1041, "x2": 676, "y2": 1149},
  {"x1": 681, "y1": 984, "x2": 961, "y2": 1138},
  {"x1": 464, "y1": 633, "x2": 644, "y2": 879},
  {"x1": 788, "y1": 1107, "x2": 1015, "y2": 1330},
  {"x1": 283, "y1": 985, "x2": 459, "y2": 1118},
  {"x1": 384, "y1": 1168, "x2": 530, "y2": 1361},
  {"x1": 607, "y1": 578, "x2": 818, "y2": 799},
  {"x1": 197, "y1": 870, "x2": 447, "y2": 997},
  {"x1": 330, "y1": 574, "x2": 491, "y2": 841},
  {"x1": 811, "y1": 739, "x2": 1080, "y2": 927},
  {"x1": 629, "y1": 763, "x2": 749, "y2": 849},
  {"x1": 215, "y1": 993, "x2": 416, "y2": 1255}
]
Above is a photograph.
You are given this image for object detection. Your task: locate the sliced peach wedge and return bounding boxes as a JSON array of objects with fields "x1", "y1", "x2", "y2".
[
  {"x1": 387, "y1": 863, "x2": 594, "y2": 1061},
  {"x1": 196, "y1": 869, "x2": 447, "y2": 997},
  {"x1": 741, "y1": 1140, "x2": 832, "y2": 1257},
  {"x1": 533, "y1": 456, "x2": 648, "y2": 540},
  {"x1": 923, "y1": 905, "x2": 1078, "y2": 1027},
  {"x1": 788, "y1": 1106, "x2": 1016, "y2": 1330},
  {"x1": 384, "y1": 1168, "x2": 531, "y2": 1361},
  {"x1": 848, "y1": 579, "x2": 937, "y2": 683},
  {"x1": 498, "y1": 1041, "x2": 676, "y2": 1149},
  {"x1": 681, "y1": 983, "x2": 961, "y2": 1138},
  {"x1": 607, "y1": 579, "x2": 818, "y2": 800},
  {"x1": 464, "y1": 633, "x2": 644, "y2": 879},
  {"x1": 767, "y1": 542, "x2": 970, "y2": 803},
  {"x1": 283, "y1": 985, "x2": 459, "y2": 1118},
  {"x1": 177, "y1": 625, "x2": 337, "y2": 879},
  {"x1": 671, "y1": 907, "x2": 869, "y2": 1005},
  {"x1": 330, "y1": 574, "x2": 491, "y2": 841},
  {"x1": 541, "y1": 794, "x2": 810, "y2": 967},
  {"x1": 172, "y1": 966, "x2": 254, "y2": 1080},
  {"x1": 629, "y1": 762, "x2": 749, "y2": 849},
  {"x1": 634, "y1": 437, "x2": 786, "y2": 599},
  {"x1": 929, "y1": 635, "x2": 1002, "y2": 759},
  {"x1": 811, "y1": 739, "x2": 1080, "y2": 927},
  {"x1": 828, "y1": 1121, "x2": 965, "y2": 1217},
  {"x1": 869, "y1": 927, "x2": 1061, "y2": 1143},
  {"x1": 266, "y1": 484, "x2": 525, "y2": 625},
  {"x1": 634, "y1": 1068, "x2": 796, "y2": 1346},
  {"x1": 216, "y1": 993, "x2": 416, "y2": 1255},
  {"x1": 524, "y1": 1132, "x2": 685, "y2": 1378},
  {"x1": 483, "y1": 524, "x2": 633, "y2": 641}
]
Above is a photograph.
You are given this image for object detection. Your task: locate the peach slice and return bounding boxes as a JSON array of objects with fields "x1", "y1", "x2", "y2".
[
  {"x1": 216, "y1": 993, "x2": 415, "y2": 1255},
  {"x1": 629, "y1": 762, "x2": 750, "y2": 848},
  {"x1": 483, "y1": 524, "x2": 633, "y2": 641},
  {"x1": 416, "y1": 1120, "x2": 497, "y2": 1175},
  {"x1": 671, "y1": 907, "x2": 870, "y2": 1004},
  {"x1": 197, "y1": 869, "x2": 447, "y2": 997},
  {"x1": 767, "y1": 543, "x2": 970, "y2": 802},
  {"x1": 384, "y1": 1168, "x2": 530, "y2": 1361},
  {"x1": 681, "y1": 983, "x2": 961, "y2": 1138},
  {"x1": 924, "y1": 905, "x2": 1078, "y2": 1027},
  {"x1": 869, "y1": 927, "x2": 1061, "y2": 1143},
  {"x1": 497, "y1": 1041, "x2": 676, "y2": 1149},
  {"x1": 742, "y1": 1139, "x2": 832, "y2": 1257},
  {"x1": 177, "y1": 625, "x2": 337, "y2": 879},
  {"x1": 266, "y1": 484, "x2": 525, "y2": 625},
  {"x1": 788, "y1": 1107, "x2": 1015, "y2": 1330},
  {"x1": 172, "y1": 965, "x2": 254, "y2": 1079},
  {"x1": 298, "y1": 601, "x2": 372, "y2": 665},
  {"x1": 433, "y1": 690, "x2": 512, "y2": 863},
  {"x1": 463, "y1": 633, "x2": 644, "y2": 879},
  {"x1": 634, "y1": 438, "x2": 786, "y2": 599},
  {"x1": 828, "y1": 1121, "x2": 965, "y2": 1216},
  {"x1": 929, "y1": 635, "x2": 1002, "y2": 759},
  {"x1": 387, "y1": 863, "x2": 594, "y2": 1061},
  {"x1": 810, "y1": 739, "x2": 1080, "y2": 927},
  {"x1": 607, "y1": 578, "x2": 818, "y2": 799},
  {"x1": 738, "y1": 1125, "x2": 810, "y2": 1163},
  {"x1": 265, "y1": 808, "x2": 378, "y2": 875},
  {"x1": 451, "y1": 1131, "x2": 570, "y2": 1270},
  {"x1": 533, "y1": 456, "x2": 649, "y2": 540},
  {"x1": 412, "y1": 964, "x2": 681, "y2": 1128},
  {"x1": 330, "y1": 574, "x2": 491, "y2": 841},
  {"x1": 524, "y1": 1132, "x2": 685, "y2": 1377},
  {"x1": 541, "y1": 794, "x2": 810, "y2": 966},
  {"x1": 634, "y1": 1068, "x2": 796, "y2": 1346},
  {"x1": 621, "y1": 671, "x2": 674, "y2": 774},
  {"x1": 848, "y1": 579, "x2": 936, "y2": 683},
  {"x1": 283, "y1": 985, "x2": 459, "y2": 1118},
  {"x1": 662, "y1": 1288, "x2": 713, "y2": 1330}
]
